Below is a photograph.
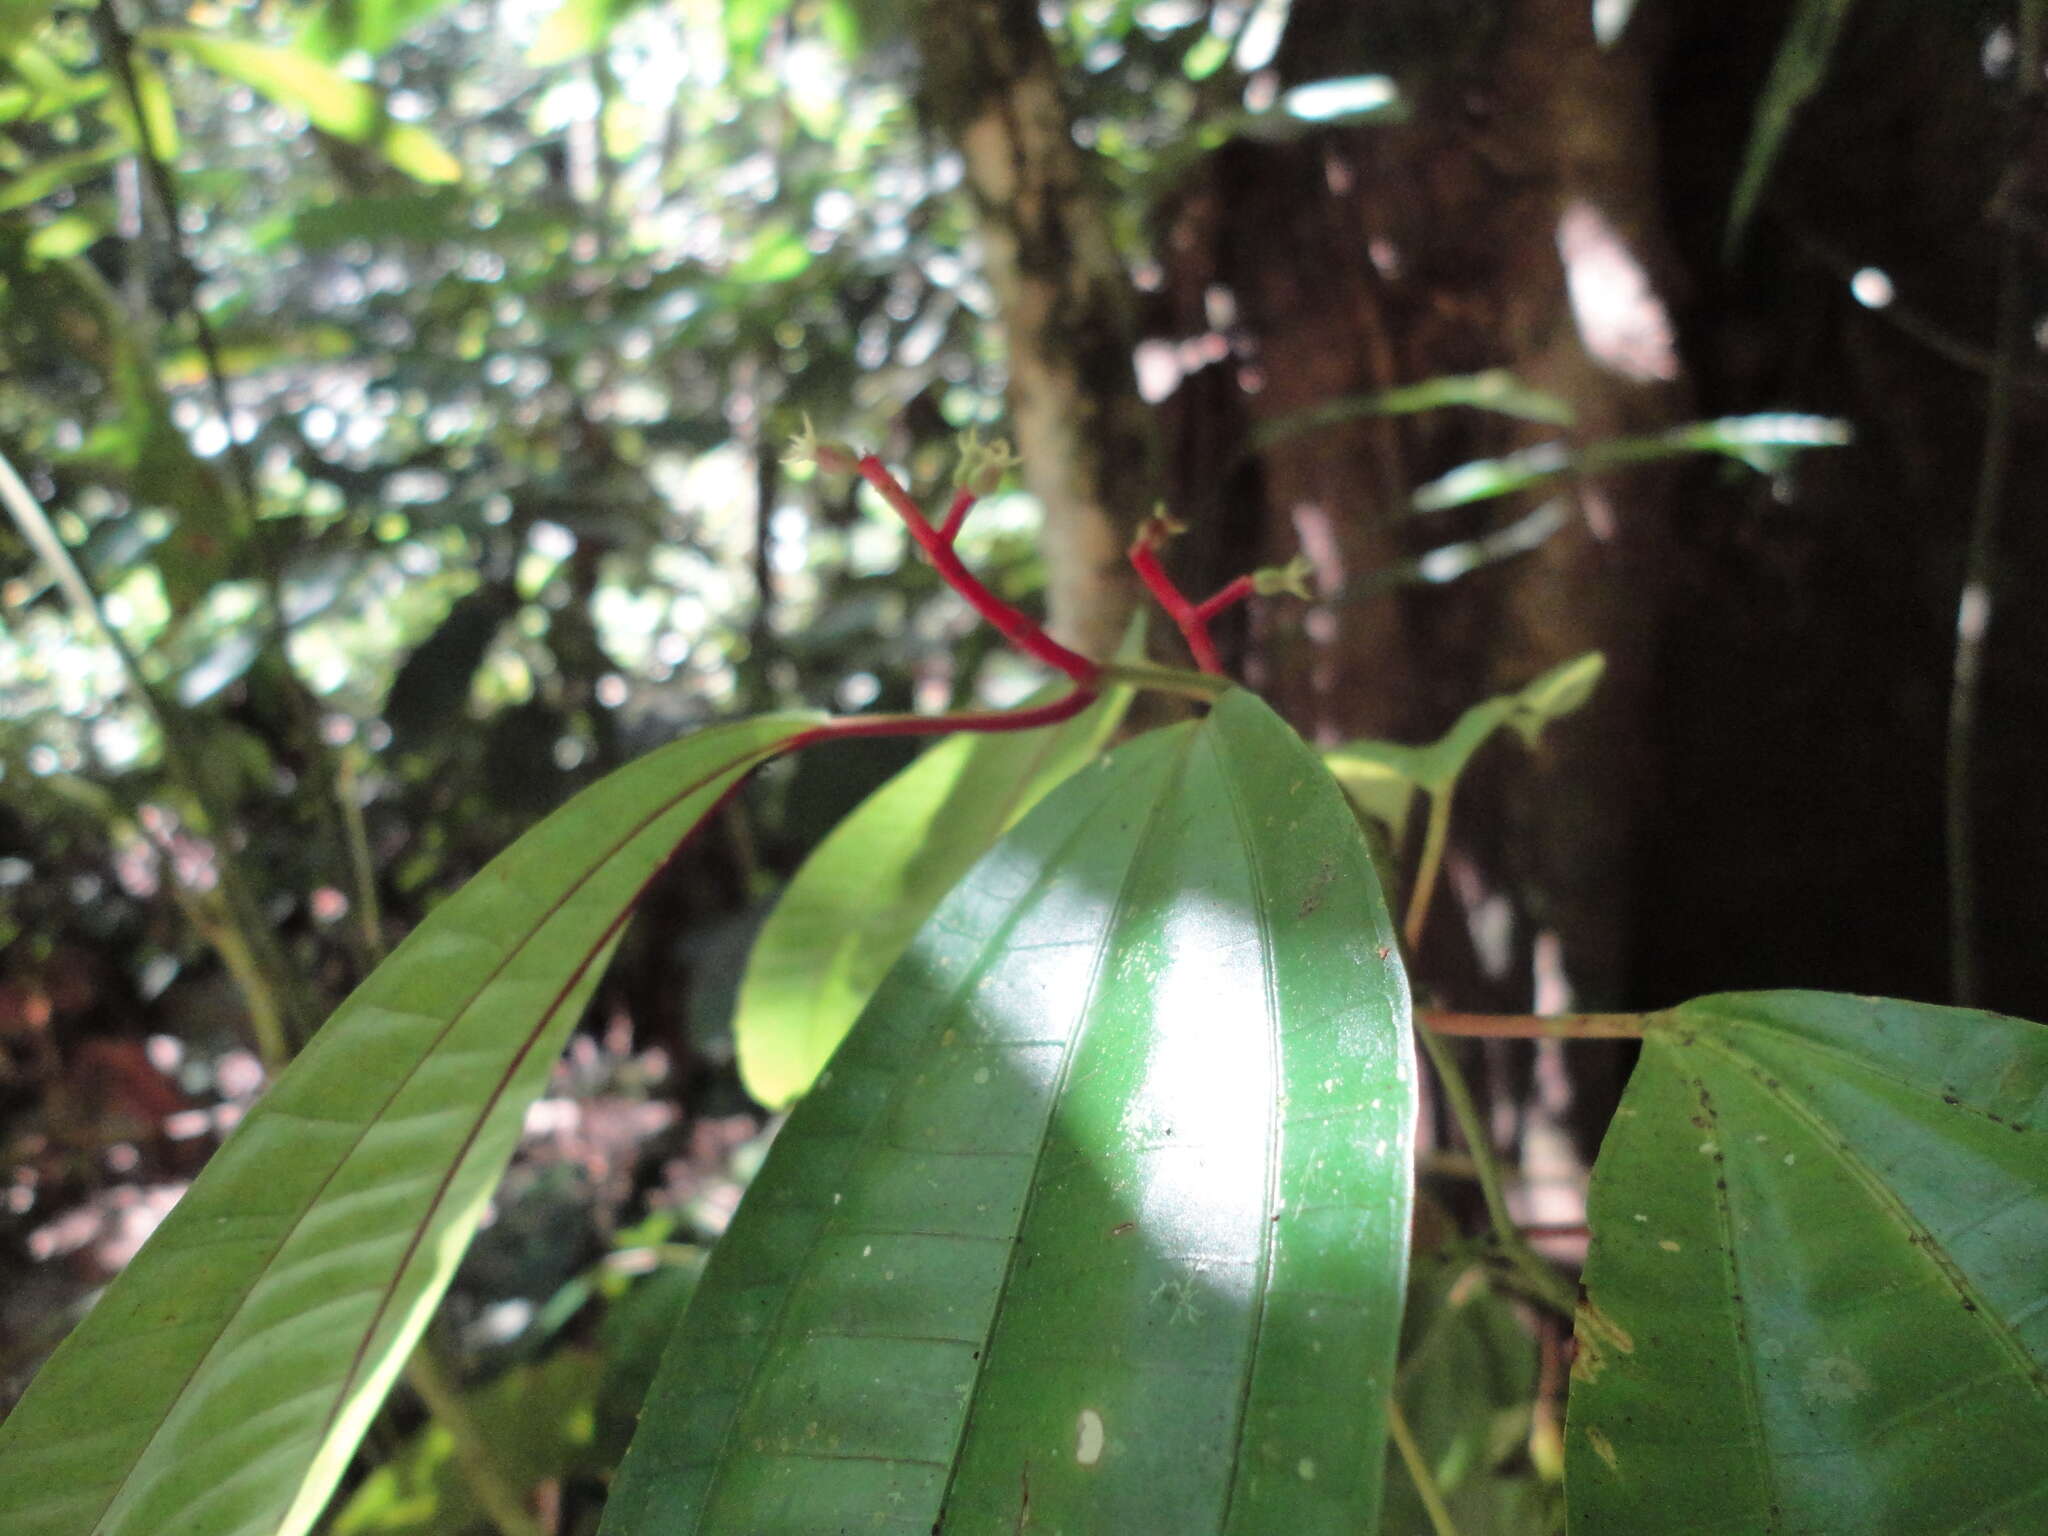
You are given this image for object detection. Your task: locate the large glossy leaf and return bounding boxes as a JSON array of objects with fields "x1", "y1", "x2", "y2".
[
  {"x1": 733, "y1": 681, "x2": 1132, "y2": 1109},
  {"x1": 1565, "y1": 992, "x2": 2048, "y2": 1534},
  {"x1": 0, "y1": 712, "x2": 818, "y2": 1536},
  {"x1": 605, "y1": 689, "x2": 1416, "y2": 1534}
]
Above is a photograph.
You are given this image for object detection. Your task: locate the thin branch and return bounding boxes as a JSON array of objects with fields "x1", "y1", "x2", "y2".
[
  {"x1": 1947, "y1": 0, "x2": 2043, "y2": 1007},
  {"x1": 1414, "y1": 1023, "x2": 1579, "y2": 1317},
  {"x1": 96, "y1": 0, "x2": 377, "y2": 980},
  {"x1": 1402, "y1": 788, "x2": 1453, "y2": 951},
  {"x1": 1422, "y1": 1009, "x2": 1650, "y2": 1040},
  {"x1": 337, "y1": 749, "x2": 386, "y2": 965},
  {"x1": 1386, "y1": 1393, "x2": 1464, "y2": 1536},
  {"x1": 92, "y1": 1, "x2": 260, "y2": 521},
  {"x1": 1095, "y1": 660, "x2": 1231, "y2": 701},
  {"x1": 402, "y1": 1347, "x2": 545, "y2": 1536},
  {"x1": 0, "y1": 449, "x2": 307, "y2": 1068},
  {"x1": 854, "y1": 454, "x2": 1101, "y2": 685},
  {"x1": 1128, "y1": 516, "x2": 1224, "y2": 674}
]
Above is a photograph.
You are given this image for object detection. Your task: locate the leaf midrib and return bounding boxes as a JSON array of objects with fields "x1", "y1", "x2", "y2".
[
  {"x1": 927, "y1": 725, "x2": 1201, "y2": 1527},
  {"x1": 1212, "y1": 722, "x2": 1284, "y2": 1529}
]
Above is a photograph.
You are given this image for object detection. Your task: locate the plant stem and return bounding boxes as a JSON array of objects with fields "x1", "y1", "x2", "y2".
[
  {"x1": 938, "y1": 486, "x2": 977, "y2": 542},
  {"x1": 1422, "y1": 1009, "x2": 1649, "y2": 1040},
  {"x1": 98, "y1": 0, "x2": 379, "y2": 982},
  {"x1": 789, "y1": 688, "x2": 1102, "y2": 750},
  {"x1": 1386, "y1": 1394, "x2": 1464, "y2": 1536},
  {"x1": 1946, "y1": 0, "x2": 2043, "y2": 1008},
  {"x1": 1414, "y1": 1021, "x2": 1579, "y2": 1318},
  {"x1": 1128, "y1": 527, "x2": 1223, "y2": 674},
  {"x1": 855, "y1": 455, "x2": 1100, "y2": 684},
  {"x1": 1191, "y1": 573, "x2": 1255, "y2": 625},
  {"x1": 1095, "y1": 660, "x2": 1231, "y2": 701},
  {"x1": 1402, "y1": 787, "x2": 1453, "y2": 950},
  {"x1": 401, "y1": 1348, "x2": 545, "y2": 1536},
  {"x1": 0, "y1": 450, "x2": 307, "y2": 1068},
  {"x1": 337, "y1": 750, "x2": 386, "y2": 963}
]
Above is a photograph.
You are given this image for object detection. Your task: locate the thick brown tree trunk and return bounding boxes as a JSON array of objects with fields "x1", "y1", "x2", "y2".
[{"x1": 1157, "y1": 0, "x2": 1685, "y2": 1018}]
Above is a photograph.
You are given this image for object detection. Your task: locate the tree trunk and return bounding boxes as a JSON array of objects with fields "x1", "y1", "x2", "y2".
[
  {"x1": 1158, "y1": 0, "x2": 1685, "y2": 1021},
  {"x1": 913, "y1": 0, "x2": 1155, "y2": 662}
]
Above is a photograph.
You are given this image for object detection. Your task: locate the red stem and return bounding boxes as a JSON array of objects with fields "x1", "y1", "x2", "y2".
[
  {"x1": 1192, "y1": 574, "x2": 1255, "y2": 625},
  {"x1": 1128, "y1": 536, "x2": 1223, "y2": 674},
  {"x1": 938, "y1": 487, "x2": 976, "y2": 544},
  {"x1": 857, "y1": 455, "x2": 1098, "y2": 686},
  {"x1": 788, "y1": 687, "x2": 1099, "y2": 750}
]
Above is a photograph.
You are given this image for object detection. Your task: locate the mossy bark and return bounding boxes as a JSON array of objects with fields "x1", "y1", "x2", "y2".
[{"x1": 913, "y1": 0, "x2": 1153, "y2": 663}]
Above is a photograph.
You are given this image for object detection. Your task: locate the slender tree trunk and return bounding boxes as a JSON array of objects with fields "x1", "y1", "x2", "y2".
[{"x1": 913, "y1": 0, "x2": 1153, "y2": 661}]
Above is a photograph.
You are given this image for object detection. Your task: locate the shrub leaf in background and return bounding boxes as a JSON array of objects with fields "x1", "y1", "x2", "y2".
[
  {"x1": 0, "y1": 713, "x2": 818, "y2": 1536},
  {"x1": 734, "y1": 678, "x2": 1134, "y2": 1109},
  {"x1": 1322, "y1": 651, "x2": 1606, "y2": 846},
  {"x1": 1565, "y1": 992, "x2": 2048, "y2": 1534},
  {"x1": 605, "y1": 690, "x2": 1416, "y2": 1535},
  {"x1": 140, "y1": 29, "x2": 461, "y2": 183}
]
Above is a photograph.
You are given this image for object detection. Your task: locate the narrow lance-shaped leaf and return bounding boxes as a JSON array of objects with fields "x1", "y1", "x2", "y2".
[
  {"x1": 1565, "y1": 991, "x2": 2048, "y2": 1535},
  {"x1": 139, "y1": 29, "x2": 461, "y2": 184},
  {"x1": 1724, "y1": 0, "x2": 1858, "y2": 259},
  {"x1": 0, "y1": 712, "x2": 819, "y2": 1536},
  {"x1": 605, "y1": 690, "x2": 1416, "y2": 1534},
  {"x1": 734, "y1": 676, "x2": 1134, "y2": 1109}
]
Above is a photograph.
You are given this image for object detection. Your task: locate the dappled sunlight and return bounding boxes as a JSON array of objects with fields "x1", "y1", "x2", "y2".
[{"x1": 1556, "y1": 198, "x2": 1678, "y2": 383}]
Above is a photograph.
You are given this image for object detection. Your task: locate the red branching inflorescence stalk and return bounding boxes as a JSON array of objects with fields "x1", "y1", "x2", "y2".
[
  {"x1": 1126, "y1": 512, "x2": 1291, "y2": 677},
  {"x1": 772, "y1": 432, "x2": 1104, "y2": 752},
  {"x1": 852, "y1": 454, "x2": 1101, "y2": 690},
  {"x1": 786, "y1": 428, "x2": 1304, "y2": 749}
]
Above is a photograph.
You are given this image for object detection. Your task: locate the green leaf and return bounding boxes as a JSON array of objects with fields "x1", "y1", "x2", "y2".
[
  {"x1": 23, "y1": 211, "x2": 99, "y2": 260},
  {"x1": 1326, "y1": 652, "x2": 1606, "y2": 804},
  {"x1": 722, "y1": 0, "x2": 784, "y2": 69},
  {"x1": 727, "y1": 224, "x2": 811, "y2": 284},
  {"x1": 1249, "y1": 370, "x2": 1575, "y2": 457},
  {"x1": 0, "y1": 138, "x2": 124, "y2": 213},
  {"x1": 0, "y1": 0, "x2": 63, "y2": 54},
  {"x1": 605, "y1": 690, "x2": 1416, "y2": 1534},
  {"x1": 140, "y1": 29, "x2": 460, "y2": 183},
  {"x1": 734, "y1": 682, "x2": 1133, "y2": 1110},
  {"x1": 380, "y1": 581, "x2": 522, "y2": 754},
  {"x1": 297, "y1": 0, "x2": 462, "y2": 61},
  {"x1": 331, "y1": 1349, "x2": 607, "y2": 1535},
  {"x1": 255, "y1": 188, "x2": 469, "y2": 251},
  {"x1": 0, "y1": 712, "x2": 819, "y2": 1536},
  {"x1": 1565, "y1": 991, "x2": 2048, "y2": 1534},
  {"x1": 1407, "y1": 416, "x2": 1851, "y2": 515},
  {"x1": 1182, "y1": 29, "x2": 1232, "y2": 80},
  {"x1": 1321, "y1": 752, "x2": 1416, "y2": 847},
  {"x1": 527, "y1": 0, "x2": 647, "y2": 65},
  {"x1": 1725, "y1": 0, "x2": 1858, "y2": 260}
]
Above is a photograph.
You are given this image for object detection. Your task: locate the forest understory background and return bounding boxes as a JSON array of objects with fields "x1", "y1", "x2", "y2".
[{"x1": 2, "y1": 1, "x2": 2043, "y2": 1529}]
